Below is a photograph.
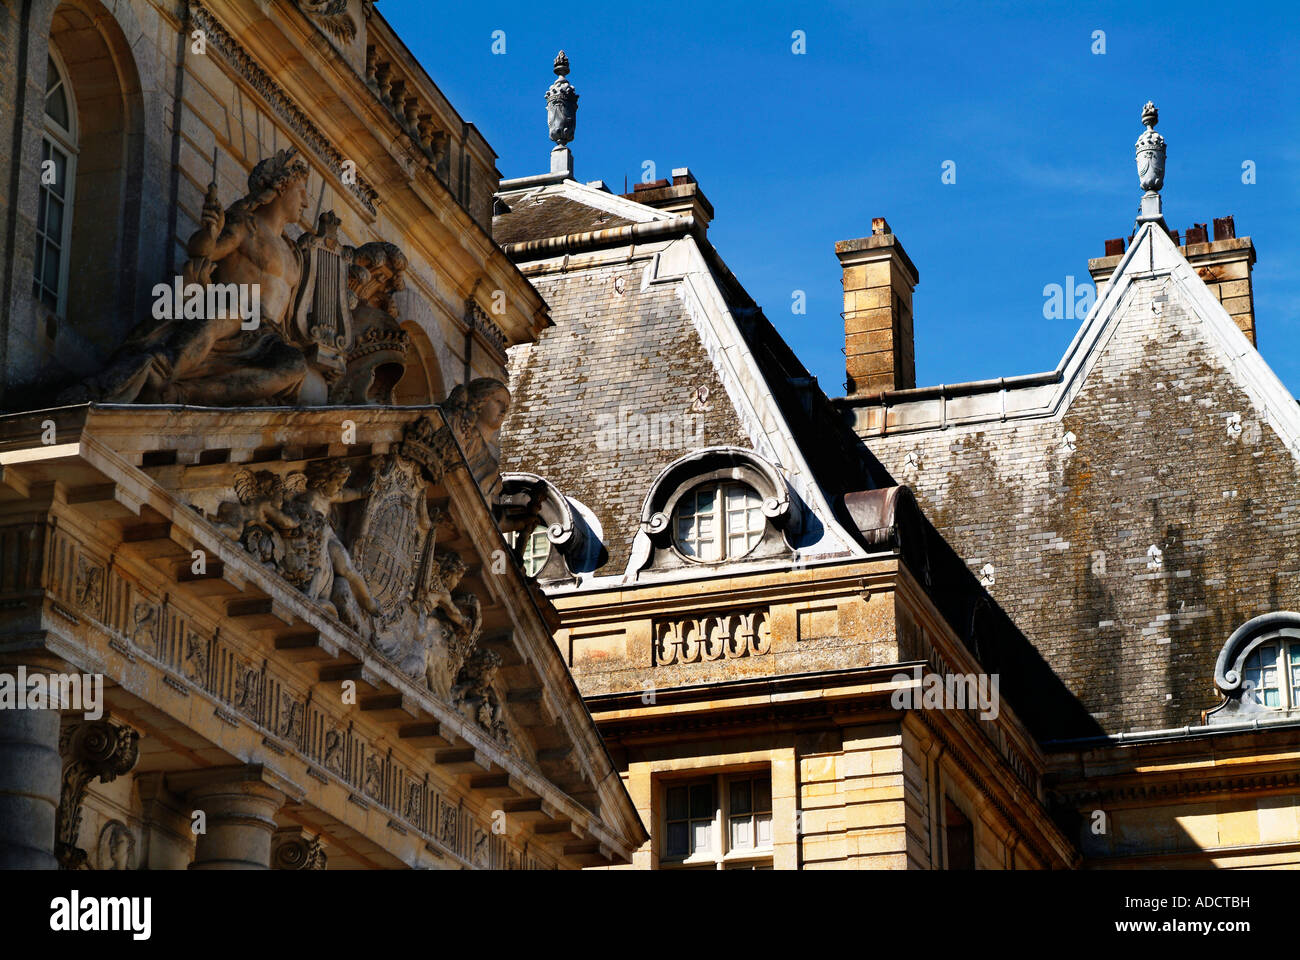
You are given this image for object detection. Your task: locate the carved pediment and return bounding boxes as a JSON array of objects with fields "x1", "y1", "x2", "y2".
[{"x1": 203, "y1": 412, "x2": 514, "y2": 747}]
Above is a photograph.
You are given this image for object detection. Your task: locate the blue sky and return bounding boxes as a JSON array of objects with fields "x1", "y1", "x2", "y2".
[{"x1": 384, "y1": 0, "x2": 1300, "y2": 396}]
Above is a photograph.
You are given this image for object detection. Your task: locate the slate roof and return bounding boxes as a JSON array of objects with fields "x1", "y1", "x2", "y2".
[
  {"x1": 842, "y1": 223, "x2": 1300, "y2": 739},
  {"x1": 494, "y1": 179, "x2": 891, "y2": 581},
  {"x1": 493, "y1": 192, "x2": 638, "y2": 246}
]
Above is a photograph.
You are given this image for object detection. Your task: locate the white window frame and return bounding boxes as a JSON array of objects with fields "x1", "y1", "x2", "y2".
[
  {"x1": 660, "y1": 771, "x2": 773, "y2": 870},
  {"x1": 506, "y1": 523, "x2": 550, "y2": 578},
  {"x1": 1243, "y1": 640, "x2": 1300, "y2": 711},
  {"x1": 34, "y1": 47, "x2": 78, "y2": 317},
  {"x1": 672, "y1": 480, "x2": 766, "y2": 564}
]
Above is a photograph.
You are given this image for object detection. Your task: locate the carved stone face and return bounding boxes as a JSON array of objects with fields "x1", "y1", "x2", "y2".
[
  {"x1": 269, "y1": 176, "x2": 310, "y2": 224},
  {"x1": 477, "y1": 389, "x2": 511, "y2": 432},
  {"x1": 110, "y1": 831, "x2": 129, "y2": 870}
]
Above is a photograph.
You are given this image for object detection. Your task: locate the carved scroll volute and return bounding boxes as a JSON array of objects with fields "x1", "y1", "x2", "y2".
[
  {"x1": 293, "y1": 210, "x2": 355, "y2": 380},
  {"x1": 56, "y1": 719, "x2": 141, "y2": 870}
]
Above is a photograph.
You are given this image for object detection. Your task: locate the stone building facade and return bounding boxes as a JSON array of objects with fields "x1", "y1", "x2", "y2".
[
  {"x1": 0, "y1": 1, "x2": 645, "y2": 870},
  {"x1": 494, "y1": 73, "x2": 1079, "y2": 869},
  {"x1": 497, "y1": 81, "x2": 1300, "y2": 869}
]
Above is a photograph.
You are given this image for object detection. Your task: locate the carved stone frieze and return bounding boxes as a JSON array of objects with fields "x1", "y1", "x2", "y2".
[
  {"x1": 653, "y1": 609, "x2": 773, "y2": 665},
  {"x1": 202, "y1": 410, "x2": 516, "y2": 747},
  {"x1": 73, "y1": 556, "x2": 104, "y2": 614},
  {"x1": 56, "y1": 720, "x2": 141, "y2": 870}
]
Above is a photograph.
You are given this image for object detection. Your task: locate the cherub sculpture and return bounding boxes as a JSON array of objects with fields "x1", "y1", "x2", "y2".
[
  {"x1": 280, "y1": 460, "x2": 379, "y2": 625},
  {"x1": 214, "y1": 469, "x2": 300, "y2": 564},
  {"x1": 451, "y1": 647, "x2": 507, "y2": 742}
]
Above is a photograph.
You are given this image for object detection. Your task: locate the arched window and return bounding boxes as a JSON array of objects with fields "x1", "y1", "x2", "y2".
[
  {"x1": 673, "y1": 481, "x2": 766, "y2": 563},
  {"x1": 628, "y1": 447, "x2": 800, "y2": 578},
  {"x1": 33, "y1": 50, "x2": 77, "y2": 315},
  {"x1": 507, "y1": 524, "x2": 551, "y2": 577},
  {"x1": 1242, "y1": 640, "x2": 1300, "y2": 710},
  {"x1": 1208, "y1": 612, "x2": 1300, "y2": 724}
]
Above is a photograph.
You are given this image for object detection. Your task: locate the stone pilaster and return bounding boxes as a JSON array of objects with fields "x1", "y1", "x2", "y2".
[
  {"x1": 0, "y1": 705, "x2": 62, "y2": 869},
  {"x1": 55, "y1": 718, "x2": 141, "y2": 869},
  {"x1": 170, "y1": 765, "x2": 297, "y2": 870}
]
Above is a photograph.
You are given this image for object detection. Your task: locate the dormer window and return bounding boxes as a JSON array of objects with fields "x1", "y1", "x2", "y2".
[
  {"x1": 1242, "y1": 640, "x2": 1300, "y2": 710},
  {"x1": 509, "y1": 524, "x2": 551, "y2": 578},
  {"x1": 630, "y1": 447, "x2": 800, "y2": 578},
  {"x1": 1208, "y1": 612, "x2": 1300, "y2": 724},
  {"x1": 673, "y1": 481, "x2": 765, "y2": 563}
]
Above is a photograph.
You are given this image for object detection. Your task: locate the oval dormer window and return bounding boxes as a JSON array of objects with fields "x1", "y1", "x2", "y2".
[
  {"x1": 507, "y1": 524, "x2": 551, "y2": 578},
  {"x1": 1243, "y1": 640, "x2": 1300, "y2": 710},
  {"x1": 673, "y1": 481, "x2": 765, "y2": 563}
]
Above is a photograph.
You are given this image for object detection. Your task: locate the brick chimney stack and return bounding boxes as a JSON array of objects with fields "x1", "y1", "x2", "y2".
[
  {"x1": 1090, "y1": 215, "x2": 1258, "y2": 345},
  {"x1": 836, "y1": 218, "x2": 919, "y2": 396}
]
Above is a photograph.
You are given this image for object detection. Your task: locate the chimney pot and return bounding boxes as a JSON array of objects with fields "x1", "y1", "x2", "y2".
[
  {"x1": 1185, "y1": 223, "x2": 1208, "y2": 245},
  {"x1": 871, "y1": 217, "x2": 892, "y2": 236},
  {"x1": 1213, "y1": 215, "x2": 1236, "y2": 240},
  {"x1": 1104, "y1": 238, "x2": 1125, "y2": 256}
]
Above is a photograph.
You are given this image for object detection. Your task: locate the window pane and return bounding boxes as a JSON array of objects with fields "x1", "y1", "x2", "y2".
[
  {"x1": 1245, "y1": 645, "x2": 1280, "y2": 707},
  {"x1": 1290, "y1": 645, "x2": 1300, "y2": 707},
  {"x1": 49, "y1": 149, "x2": 67, "y2": 198},
  {"x1": 666, "y1": 821, "x2": 688, "y2": 858},
  {"x1": 666, "y1": 786, "x2": 687, "y2": 821},
  {"x1": 690, "y1": 819, "x2": 711, "y2": 854},
  {"x1": 729, "y1": 815, "x2": 752, "y2": 850},
  {"x1": 755, "y1": 777, "x2": 772, "y2": 812},
  {"x1": 755, "y1": 812, "x2": 772, "y2": 847},
  {"x1": 42, "y1": 241, "x2": 60, "y2": 290},
  {"x1": 730, "y1": 778, "x2": 752, "y2": 815},
  {"x1": 689, "y1": 783, "x2": 712, "y2": 819},
  {"x1": 46, "y1": 196, "x2": 63, "y2": 238},
  {"x1": 45, "y1": 57, "x2": 69, "y2": 130}
]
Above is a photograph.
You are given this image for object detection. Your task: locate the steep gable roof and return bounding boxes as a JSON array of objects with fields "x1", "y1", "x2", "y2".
[
  {"x1": 496, "y1": 180, "x2": 890, "y2": 588},
  {"x1": 844, "y1": 222, "x2": 1300, "y2": 738}
]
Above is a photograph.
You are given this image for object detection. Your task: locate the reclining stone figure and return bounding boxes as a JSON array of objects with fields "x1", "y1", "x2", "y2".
[{"x1": 62, "y1": 148, "x2": 311, "y2": 406}]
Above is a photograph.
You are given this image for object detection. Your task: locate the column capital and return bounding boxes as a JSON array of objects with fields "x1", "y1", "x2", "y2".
[
  {"x1": 168, "y1": 764, "x2": 300, "y2": 870},
  {"x1": 271, "y1": 825, "x2": 328, "y2": 870}
]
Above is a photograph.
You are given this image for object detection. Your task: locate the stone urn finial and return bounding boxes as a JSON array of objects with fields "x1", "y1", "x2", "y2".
[
  {"x1": 546, "y1": 51, "x2": 578, "y2": 147},
  {"x1": 1135, "y1": 100, "x2": 1166, "y2": 194},
  {"x1": 1135, "y1": 100, "x2": 1167, "y2": 225}
]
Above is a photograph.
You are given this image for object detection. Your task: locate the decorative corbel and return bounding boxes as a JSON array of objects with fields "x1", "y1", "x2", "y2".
[{"x1": 56, "y1": 719, "x2": 141, "y2": 869}]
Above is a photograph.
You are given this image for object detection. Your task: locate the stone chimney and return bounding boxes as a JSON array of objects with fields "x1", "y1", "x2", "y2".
[
  {"x1": 1089, "y1": 216, "x2": 1258, "y2": 345},
  {"x1": 836, "y1": 218, "x2": 919, "y2": 396},
  {"x1": 620, "y1": 168, "x2": 713, "y2": 231}
]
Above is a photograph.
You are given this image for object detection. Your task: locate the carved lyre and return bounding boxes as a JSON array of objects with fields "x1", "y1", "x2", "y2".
[{"x1": 293, "y1": 210, "x2": 355, "y2": 382}]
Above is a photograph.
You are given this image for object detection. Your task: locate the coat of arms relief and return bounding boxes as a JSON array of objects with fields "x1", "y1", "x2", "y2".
[{"x1": 204, "y1": 385, "x2": 514, "y2": 746}]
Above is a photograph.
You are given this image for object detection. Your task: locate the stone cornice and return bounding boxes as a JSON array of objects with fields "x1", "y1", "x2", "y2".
[{"x1": 190, "y1": 1, "x2": 380, "y2": 215}]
